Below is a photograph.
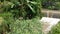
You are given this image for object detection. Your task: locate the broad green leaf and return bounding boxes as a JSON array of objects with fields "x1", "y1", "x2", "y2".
[{"x1": 27, "y1": 4, "x2": 35, "y2": 13}]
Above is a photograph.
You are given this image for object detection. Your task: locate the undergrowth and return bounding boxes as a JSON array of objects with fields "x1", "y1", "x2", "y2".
[{"x1": 7, "y1": 18, "x2": 42, "y2": 34}]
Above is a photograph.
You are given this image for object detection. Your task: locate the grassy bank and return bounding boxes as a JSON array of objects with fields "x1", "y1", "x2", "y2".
[
  {"x1": 0, "y1": 16, "x2": 42, "y2": 34},
  {"x1": 8, "y1": 18, "x2": 42, "y2": 34}
]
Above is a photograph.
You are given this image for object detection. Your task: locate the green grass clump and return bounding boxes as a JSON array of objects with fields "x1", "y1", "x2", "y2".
[
  {"x1": 48, "y1": 22, "x2": 60, "y2": 34},
  {"x1": 0, "y1": 13, "x2": 42, "y2": 34},
  {"x1": 7, "y1": 18, "x2": 42, "y2": 34}
]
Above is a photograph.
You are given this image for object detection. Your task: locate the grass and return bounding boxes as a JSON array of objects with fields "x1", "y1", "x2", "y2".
[
  {"x1": 0, "y1": 16, "x2": 42, "y2": 34},
  {"x1": 0, "y1": 12, "x2": 42, "y2": 34},
  {"x1": 7, "y1": 17, "x2": 42, "y2": 34}
]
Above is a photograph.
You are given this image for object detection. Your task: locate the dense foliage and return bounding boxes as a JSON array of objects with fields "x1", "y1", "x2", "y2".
[
  {"x1": 0, "y1": 0, "x2": 42, "y2": 19},
  {"x1": 42, "y1": 0, "x2": 60, "y2": 10},
  {"x1": 8, "y1": 18, "x2": 42, "y2": 34},
  {"x1": 0, "y1": 0, "x2": 42, "y2": 34},
  {"x1": 0, "y1": 15, "x2": 42, "y2": 34}
]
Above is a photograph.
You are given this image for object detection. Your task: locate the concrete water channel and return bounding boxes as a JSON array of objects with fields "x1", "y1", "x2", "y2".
[
  {"x1": 41, "y1": 9, "x2": 60, "y2": 18},
  {"x1": 41, "y1": 9, "x2": 60, "y2": 34}
]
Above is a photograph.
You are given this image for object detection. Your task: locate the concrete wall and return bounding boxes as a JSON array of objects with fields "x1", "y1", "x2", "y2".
[{"x1": 42, "y1": 9, "x2": 60, "y2": 18}]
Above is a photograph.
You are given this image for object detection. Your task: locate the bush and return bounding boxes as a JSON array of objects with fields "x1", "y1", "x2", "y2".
[
  {"x1": 6, "y1": 18, "x2": 42, "y2": 34},
  {"x1": 0, "y1": 12, "x2": 14, "y2": 34},
  {"x1": 0, "y1": 13, "x2": 42, "y2": 34},
  {"x1": 0, "y1": 0, "x2": 42, "y2": 19},
  {"x1": 0, "y1": 0, "x2": 42, "y2": 34},
  {"x1": 42, "y1": 0, "x2": 60, "y2": 10}
]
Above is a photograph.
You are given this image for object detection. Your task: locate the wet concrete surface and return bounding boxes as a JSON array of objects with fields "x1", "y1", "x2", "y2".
[{"x1": 41, "y1": 9, "x2": 60, "y2": 18}]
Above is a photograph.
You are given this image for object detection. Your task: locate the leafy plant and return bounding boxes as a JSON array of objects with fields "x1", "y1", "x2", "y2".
[
  {"x1": 7, "y1": 18, "x2": 42, "y2": 34},
  {"x1": 42, "y1": 0, "x2": 60, "y2": 10},
  {"x1": 0, "y1": 0, "x2": 42, "y2": 34},
  {"x1": 0, "y1": 0, "x2": 42, "y2": 19},
  {"x1": 0, "y1": 12, "x2": 13, "y2": 34}
]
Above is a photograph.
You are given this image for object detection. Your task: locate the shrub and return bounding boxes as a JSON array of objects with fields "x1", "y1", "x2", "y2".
[
  {"x1": 6, "y1": 18, "x2": 42, "y2": 34},
  {"x1": 0, "y1": 0, "x2": 42, "y2": 19},
  {"x1": 0, "y1": 0, "x2": 42, "y2": 34},
  {"x1": 42, "y1": 0, "x2": 60, "y2": 10},
  {"x1": 0, "y1": 12, "x2": 14, "y2": 34},
  {"x1": 0, "y1": 13, "x2": 42, "y2": 34}
]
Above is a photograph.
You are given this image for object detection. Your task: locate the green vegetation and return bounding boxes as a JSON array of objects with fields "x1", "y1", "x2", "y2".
[
  {"x1": 8, "y1": 18, "x2": 42, "y2": 34},
  {"x1": 0, "y1": 16, "x2": 42, "y2": 34},
  {"x1": 1, "y1": 0, "x2": 60, "y2": 34},
  {"x1": 0, "y1": 0, "x2": 42, "y2": 19},
  {"x1": 42, "y1": 0, "x2": 60, "y2": 10},
  {"x1": 48, "y1": 22, "x2": 60, "y2": 34},
  {"x1": 0, "y1": 0, "x2": 42, "y2": 34}
]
